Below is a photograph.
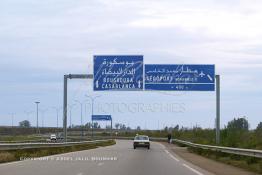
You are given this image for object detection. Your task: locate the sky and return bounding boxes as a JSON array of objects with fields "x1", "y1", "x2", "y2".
[{"x1": 0, "y1": 0, "x2": 261, "y2": 129}]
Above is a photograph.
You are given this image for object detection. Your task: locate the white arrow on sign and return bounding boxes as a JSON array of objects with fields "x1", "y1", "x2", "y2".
[
  {"x1": 96, "y1": 80, "x2": 99, "y2": 88},
  {"x1": 207, "y1": 74, "x2": 213, "y2": 81},
  {"x1": 138, "y1": 80, "x2": 141, "y2": 89}
]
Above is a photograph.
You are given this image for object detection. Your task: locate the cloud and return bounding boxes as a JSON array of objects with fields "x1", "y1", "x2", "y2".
[
  {"x1": 0, "y1": 0, "x2": 261, "y2": 128},
  {"x1": 129, "y1": 0, "x2": 262, "y2": 39}
]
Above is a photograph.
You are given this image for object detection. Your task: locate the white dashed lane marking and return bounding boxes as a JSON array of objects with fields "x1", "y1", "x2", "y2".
[{"x1": 98, "y1": 162, "x2": 104, "y2": 166}]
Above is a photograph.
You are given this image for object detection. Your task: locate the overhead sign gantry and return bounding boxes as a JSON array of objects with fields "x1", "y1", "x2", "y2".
[
  {"x1": 63, "y1": 55, "x2": 220, "y2": 144},
  {"x1": 92, "y1": 115, "x2": 113, "y2": 137}
]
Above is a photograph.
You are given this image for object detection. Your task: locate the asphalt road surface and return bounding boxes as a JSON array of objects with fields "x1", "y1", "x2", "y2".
[{"x1": 0, "y1": 140, "x2": 214, "y2": 175}]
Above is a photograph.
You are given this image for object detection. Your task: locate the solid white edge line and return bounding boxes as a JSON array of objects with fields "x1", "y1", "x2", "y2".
[
  {"x1": 155, "y1": 142, "x2": 166, "y2": 149},
  {"x1": 0, "y1": 160, "x2": 22, "y2": 167},
  {"x1": 157, "y1": 141, "x2": 180, "y2": 162},
  {"x1": 155, "y1": 142, "x2": 205, "y2": 175},
  {"x1": 183, "y1": 163, "x2": 204, "y2": 175},
  {"x1": 164, "y1": 149, "x2": 179, "y2": 162},
  {"x1": 169, "y1": 154, "x2": 180, "y2": 162}
]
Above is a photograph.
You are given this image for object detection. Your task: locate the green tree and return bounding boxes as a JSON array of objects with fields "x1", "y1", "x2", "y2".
[
  {"x1": 19, "y1": 120, "x2": 31, "y2": 128},
  {"x1": 93, "y1": 122, "x2": 100, "y2": 129},
  {"x1": 106, "y1": 125, "x2": 112, "y2": 129},
  {"x1": 174, "y1": 124, "x2": 179, "y2": 131},
  {"x1": 115, "y1": 123, "x2": 120, "y2": 130},
  {"x1": 119, "y1": 124, "x2": 126, "y2": 130},
  {"x1": 224, "y1": 117, "x2": 250, "y2": 147},
  {"x1": 255, "y1": 122, "x2": 262, "y2": 149},
  {"x1": 227, "y1": 117, "x2": 249, "y2": 131},
  {"x1": 256, "y1": 122, "x2": 262, "y2": 131},
  {"x1": 85, "y1": 122, "x2": 92, "y2": 129}
]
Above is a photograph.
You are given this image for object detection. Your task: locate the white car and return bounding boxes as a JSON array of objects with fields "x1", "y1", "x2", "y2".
[
  {"x1": 50, "y1": 134, "x2": 57, "y2": 142},
  {"x1": 133, "y1": 135, "x2": 150, "y2": 149}
]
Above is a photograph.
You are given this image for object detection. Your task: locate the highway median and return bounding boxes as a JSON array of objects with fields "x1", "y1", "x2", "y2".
[{"x1": 0, "y1": 139, "x2": 115, "y2": 164}]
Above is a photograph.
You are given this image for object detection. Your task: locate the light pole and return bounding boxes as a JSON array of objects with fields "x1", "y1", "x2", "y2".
[
  {"x1": 35, "y1": 101, "x2": 40, "y2": 134},
  {"x1": 39, "y1": 108, "x2": 48, "y2": 128},
  {"x1": 52, "y1": 107, "x2": 61, "y2": 131},
  {"x1": 75, "y1": 100, "x2": 87, "y2": 139},
  {"x1": 68, "y1": 104, "x2": 76, "y2": 129},
  {"x1": 11, "y1": 113, "x2": 14, "y2": 128},
  {"x1": 85, "y1": 95, "x2": 101, "y2": 139},
  {"x1": 9, "y1": 113, "x2": 15, "y2": 135}
]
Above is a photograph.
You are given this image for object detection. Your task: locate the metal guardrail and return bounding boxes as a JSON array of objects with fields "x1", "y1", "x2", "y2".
[
  {"x1": 1, "y1": 136, "x2": 261, "y2": 158},
  {"x1": 113, "y1": 136, "x2": 262, "y2": 158},
  {"x1": 0, "y1": 139, "x2": 112, "y2": 151},
  {"x1": 172, "y1": 139, "x2": 262, "y2": 158}
]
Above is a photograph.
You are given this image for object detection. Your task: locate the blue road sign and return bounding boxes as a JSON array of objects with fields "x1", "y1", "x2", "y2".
[
  {"x1": 92, "y1": 115, "x2": 112, "y2": 121},
  {"x1": 94, "y1": 55, "x2": 143, "y2": 91},
  {"x1": 145, "y1": 64, "x2": 215, "y2": 91}
]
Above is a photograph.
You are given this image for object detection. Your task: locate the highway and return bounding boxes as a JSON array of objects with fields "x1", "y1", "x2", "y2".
[{"x1": 0, "y1": 140, "x2": 214, "y2": 175}]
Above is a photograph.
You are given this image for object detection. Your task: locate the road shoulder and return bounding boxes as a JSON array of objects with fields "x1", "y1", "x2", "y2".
[{"x1": 161, "y1": 142, "x2": 259, "y2": 175}]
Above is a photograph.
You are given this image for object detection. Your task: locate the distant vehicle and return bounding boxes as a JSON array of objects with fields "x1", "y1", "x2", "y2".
[
  {"x1": 50, "y1": 134, "x2": 57, "y2": 142},
  {"x1": 133, "y1": 135, "x2": 150, "y2": 149},
  {"x1": 57, "y1": 133, "x2": 64, "y2": 141}
]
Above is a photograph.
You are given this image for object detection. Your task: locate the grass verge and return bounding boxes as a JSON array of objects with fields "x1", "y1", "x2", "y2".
[
  {"x1": 188, "y1": 147, "x2": 262, "y2": 174},
  {"x1": 0, "y1": 140, "x2": 116, "y2": 164},
  {"x1": 0, "y1": 135, "x2": 42, "y2": 142}
]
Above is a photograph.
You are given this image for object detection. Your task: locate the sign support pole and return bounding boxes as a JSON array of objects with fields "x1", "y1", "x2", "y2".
[
  {"x1": 215, "y1": 75, "x2": 220, "y2": 145},
  {"x1": 111, "y1": 118, "x2": 113, "y2": 139},
  {"x1": 91, "y1": 100, "x2": 94, "y2": 139},
  {"x1": 63, "y1": 76, "x2": 67, "y2": 142},
  {"x1": 63, "y1": 74, "x2": 93, "y2": 142}
]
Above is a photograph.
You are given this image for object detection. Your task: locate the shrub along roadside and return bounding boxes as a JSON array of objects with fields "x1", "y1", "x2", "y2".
[
  {"x1": 187, "y1": 146, "x2": 262, "y2": 174},
  {"x1": 0, "y1": 140, "x2": 115, "y2": 164}
]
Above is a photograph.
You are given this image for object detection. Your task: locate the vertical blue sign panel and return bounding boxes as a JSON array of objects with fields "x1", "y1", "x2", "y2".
[
  {"x1": 92, "y1": 115, "x2": 112, "y2": 121},
  {"x1": 94, "y1": 55, "x2": 143, "y2": 91},
  {"x1": 145, "y1": 64, "x2": 215, "y2": 91}
]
